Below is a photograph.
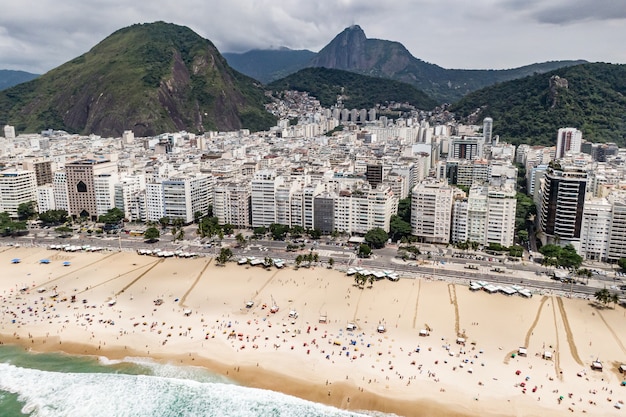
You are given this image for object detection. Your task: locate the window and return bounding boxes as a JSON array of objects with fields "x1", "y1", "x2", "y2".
[{"x1": 77, "y1": 181, "x2": 87, "y2": 193}]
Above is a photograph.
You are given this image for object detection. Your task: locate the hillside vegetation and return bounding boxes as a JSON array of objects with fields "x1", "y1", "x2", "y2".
[
  {"x1": 268, "y1": 67, "x2": 437, "y2": 110},
  {"x1": 450, "y1": 63, "x2": 626, "y2": 146},
  {"x1": 0, "y1": 22, "x2": 275, "y2": 136}
]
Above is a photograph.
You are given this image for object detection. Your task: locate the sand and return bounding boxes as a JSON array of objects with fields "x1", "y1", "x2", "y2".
[{"x1": 1, "y1": 245, "x2": 625, "y2": 417}]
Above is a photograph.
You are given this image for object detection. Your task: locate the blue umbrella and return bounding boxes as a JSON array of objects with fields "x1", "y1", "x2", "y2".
[
  {"x1": 40, "y1": 259, "x2": 50, "y2": 264},
  {"x1": 63, "y1": 261, "x2": 71, "y2": 266},
  {"x1": 11, "y1": 258, "x2": 20, "y2": 264}
]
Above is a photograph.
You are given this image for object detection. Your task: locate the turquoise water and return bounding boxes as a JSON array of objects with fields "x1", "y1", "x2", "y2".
[{"x1": 0, "y1": 345, "x2": 380, "y2": 417}]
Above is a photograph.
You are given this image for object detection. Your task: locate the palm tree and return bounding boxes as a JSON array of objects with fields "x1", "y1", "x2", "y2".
[
  {"x1": 295, "y1": 255, "x2": 303, "y2": 267},
  {"x1": 328, "y1": 258, "x2": 334, "y2": 269},
  {"x1": 235, "y1": 233, "x2": 246, "y2": 247},
  {"x1": 594, "y1": 288, "x2": 611, "y2": 306},
  {"x1": 610, "y1": 292, "x2": 620, "y2": 309}
]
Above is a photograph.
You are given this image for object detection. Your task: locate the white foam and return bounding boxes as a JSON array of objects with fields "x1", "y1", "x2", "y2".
[{"x1": 0, "y1": 363, "x2": 373, "y2": 417}]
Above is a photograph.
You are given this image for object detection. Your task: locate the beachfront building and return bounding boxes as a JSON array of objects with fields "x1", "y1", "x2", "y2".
[
  {"x1": 94, "y1": 173, "x2": 119, "y2": 217},
  {"x1": 160, "y1": 174, "x2": 213, "y2": 224},
  {"x1": 251, "y1": 170, "x2": 284, "y2": 228},
  {"x1": 451, "y1": 184, "x2": 517, "y2": 247},
  {"x1": 411, "y1": 181, "x2": 454, "y2": 244},
  {"x1": 37, "y1": 184, "x2": 56, "y2": 213},
  {"x1": 65, "y1": 159, "x2": 118, "y2": 220},
  {"x1": 606, "y1": 195, "x2": 626, "y2": 262},
  {"x1": 538, "y1": 164, "x2": 588, "y2": 247},
  {"x1": 145, "y1": 182, "x2": 164, "y2": 222},
  {"x1": 333, "y1": 185, "x2": 398, "y2": 234},
  {"x1": 213, "y1": 181, "x2": 251, "y2": 228},
  {"x1": 52, "y1": 171, "x2": 69, "y2": 212},
  {"x1": 0, "y1": 169, "x2": 37, "y2": 218},
  {"x1": 114, "y1": 175, "x2": 146, "y2": 222},
  {"x1": 579, "y1": 198, "x2": 612, "y2": 261}
]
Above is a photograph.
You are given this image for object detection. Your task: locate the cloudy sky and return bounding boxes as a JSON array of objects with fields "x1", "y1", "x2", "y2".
[{"x1": 1, "y1": 0, "x2": 625, "y2": 74}]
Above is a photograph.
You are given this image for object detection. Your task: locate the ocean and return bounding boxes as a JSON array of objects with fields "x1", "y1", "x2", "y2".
[{"x1": 0, "y1": 345, "x2": 386, "y2": 417}]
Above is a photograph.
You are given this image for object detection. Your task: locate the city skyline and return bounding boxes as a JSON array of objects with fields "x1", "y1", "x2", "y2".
[{"x1": 0, "y1": 0, "x2": 625, "y2": 74}]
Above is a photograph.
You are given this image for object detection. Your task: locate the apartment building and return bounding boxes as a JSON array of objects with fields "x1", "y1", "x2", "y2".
[
  {"x1": 0, "y1": 169, "x2": 37, "y2": 218},
  {"x1": 52, "y1": 171, "x2": 69, "y2": 212},
  {"x1": 65, "y1": 159, "x2": 117, "y2": 220},
  {"x1": 411, "y1": 181, "x2": 454, "y2": 244},
  {"x1": 213, "y1": 181, "x2": 251, "y2": 228}
]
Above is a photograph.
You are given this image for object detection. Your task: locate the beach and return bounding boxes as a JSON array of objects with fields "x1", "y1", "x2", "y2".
[{"x1": 1, "y1": 245, "x2": 625, "y2": 416}]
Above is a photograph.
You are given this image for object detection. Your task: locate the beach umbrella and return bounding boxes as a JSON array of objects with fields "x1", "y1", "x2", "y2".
[
  {"x1": 11, "y1": 258, "x2": 20, "y2": 264},
  {"x1": 63, "y1": 261, "x2": 71, "y2": 266},
  {"x1": 40, "y1": 259, "x2": 50, "y2": 264}
]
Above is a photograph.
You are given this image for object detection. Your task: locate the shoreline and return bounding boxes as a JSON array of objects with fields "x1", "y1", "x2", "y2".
[{"x1": 1, "y1": 247, "x2": 624, "y2": 416}]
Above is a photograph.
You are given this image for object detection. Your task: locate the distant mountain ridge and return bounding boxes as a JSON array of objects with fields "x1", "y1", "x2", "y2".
[
  {"x1": 0, "y1": 22, "x2": 275, "y2": 137},
  {"x1": 0, "y1": 70, "x2": 39, "y2": 91},
  {"x1": 449, "y1": 63, "x2": 626, "y2": 146},
  {"x1": 225, "y1": 25, "x2": 586, "y2": 103},
  {"x1": 268, "y1": 67, "x2": 437, "y2": 110},
  {"x1": 223, "y1": 48, "x2": 315, "y2": 84}
]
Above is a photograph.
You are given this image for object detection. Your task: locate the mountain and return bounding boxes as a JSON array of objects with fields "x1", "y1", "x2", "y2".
[
  {"x1": 223, "y1": 48, "x2": 316, "y2": 84},
  {"x1": 0, "y1": 22, "x2": 275, "y2": 137},
  {"x1": 449, "y1": 63, "x2": 626, "y2": 146},
  {"x1": 0, "y1": 70, "x2": 39, "y2": 91},
  {"x1": 309, "y1": 25, "x2": 586, "y2": 103},
  {"x1": 268, "y1": 67, "x2": 437, "y2": 110}
]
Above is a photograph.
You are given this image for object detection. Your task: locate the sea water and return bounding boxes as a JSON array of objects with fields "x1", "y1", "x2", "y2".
[{"x1": 0, "y1": 345, "x2": 388, "y2": 417}]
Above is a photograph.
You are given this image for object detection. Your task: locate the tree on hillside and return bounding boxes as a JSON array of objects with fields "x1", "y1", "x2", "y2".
[
  {"x1": 364, "y1": 227, "x2": 388, "y2": 249},
  {"x1": 144, "y1": 227, "x2": 160, "y2": 242}
]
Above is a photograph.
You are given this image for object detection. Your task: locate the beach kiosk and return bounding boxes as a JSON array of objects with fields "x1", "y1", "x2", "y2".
[
  {"x1": 419, "y1": 329, "x2": 430, "y2": 337},
  {"x1": 591, "y1": 361, "x2": 603, "y2": 371},
  {"x1": 183, "y1": 309, "x2": 192, "y2": 316},
  {"x1": 377, "y1": 324, "x2": 386, "y2": 333},
  {"x1": 543, "y1": 351, "x2": 553, "y2": 360},
  {"x1": 518, "y1": 347, "x2": 528, "y2": 357},
  {"x1": 619, "y1": 364, "x2": 626, "y2": 374}
]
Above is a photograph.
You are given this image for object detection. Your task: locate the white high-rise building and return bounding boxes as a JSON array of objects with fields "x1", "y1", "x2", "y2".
[
  {"x1": 160, "y1": 174, "x2": 213, "y2": 223},
  {"x1": 0, "y1": 169, "x2": 37, "y2": 218},
  {"x1": 579, "y1": 198, "x2": 612, "y2": 261},
  {"x1": 145, "y1": 181, "x2": 164, "y2": 222},
  {"x1": 53, "y1": 171, "x2": 69, "y2": 212},
  {"x1": 555, "y1": 128, "x2": 582, "y2": 159},
  {"x1": 213, "y1": 181, "x2": 251, "y2": 228},
  {"x1": 37, "y1": 185, "x2": 56, "y2": 213},
  {"x1": 333, "y1": 185, "x2": 398, "y2": 234},
  {"x1": 483, "y1": 117, "x2": 493, "y2": 145},
  {"x1": 3, "y1": 125, "x2": 15, "y2": 140},
  {"x1": 94, "y1": 173, "x2": 119, "y2": 217},
  {"x1": 114, "y1": 175, "x2": 146, "y2": 222},
  {"x1": 411, "y1": 181, "x2": 454, "y2": 244},
  {"x1": 251, "y1": 170, "x2": 284, "y2": 228}
]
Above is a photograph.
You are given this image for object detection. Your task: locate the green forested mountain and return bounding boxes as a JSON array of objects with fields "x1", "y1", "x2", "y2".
[
  {"x1": 0, "y1": 70, "x2": 39, "y2": 91},
  {"x1": 0, "y1": 22, "x2": 275, "y2": 137},
  {"x1": 268, "y1": 67, "x2": 438, "y2": 110},
  {"x1": 449, "y1": 63, "x2": 626, "y2": 146}
]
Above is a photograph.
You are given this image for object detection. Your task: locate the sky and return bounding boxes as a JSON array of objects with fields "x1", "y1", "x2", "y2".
[{"x1": 1, "y1": 0, "x2": 625, "y2": 74}]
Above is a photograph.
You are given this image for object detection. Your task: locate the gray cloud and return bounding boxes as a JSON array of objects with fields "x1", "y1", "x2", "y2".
[{"x1": 0, "y1": 0, "x2": 624, "y2": 74}]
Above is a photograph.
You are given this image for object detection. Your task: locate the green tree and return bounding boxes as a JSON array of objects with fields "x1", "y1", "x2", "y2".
[
  {"x1": 194, "y1": 211, "x2": 203, "y2": 224},
  {"x1": 290, "y1": 225, "x2": 305, "y2": 238},
  {"x1": 216, "y1": 247, "x2": 233, "y2": 264},
  {"x1": 558, "y1": 244, "x2": 582, "y2": 269},
  {"x1": 17, "y1": 201, "x2": 37, "y2": 221},
  {"x1": 328, "y1": 258, "x2": 334, "y2": 268},
  {"x1": 295, "y1": 254, "x2": 303, "y2": 267},
  {"x1": 269, "y1": 223, "x2": 289, "y2": 240},
  {"x1": 98, "y1": 207, "x2": 125, "y2": 225},
  {"x1": 364, "y1": 227, "x2": 388, "y2": 249},
  {"x1": 539, "y1": 244, "x2": 561, "y2": 259},
  {"x1": 38, "y1": 209, "x2": 68, "y2": 225},
  {"x1": 144, "y1": 227, "x2": 160, "y2": 242},
  {"x1": 517, "y1": 230, "x2": 529, "y2": 244},
  {"x1": 159, "y1": 216, "x2": 170, "y2": 229},
  {"x1": 308, "y1": 228, "x2": 322, "y2": 239},
  {"x1": 358, "y1": 243, "x2": 372, "y2": 258},
  {"x1": 252, "y1": 226, "x2": 266, "y2": 239},
  {"x1": 397, "y1": 197, "x2": 412, "y2": 223},
  {"x1": 594, "y1": 288, "x2": 611, "y2": 306},
  {"x1": 235, "y1": 233, "x2": 246, "y2": 247},
  {"x1": 389, "y1": 215, "x2": 412, "y2": 242},
  {"x1": 55, "y1": 226, "x2": 73, "y2": 237},
  {"x1": 222, "y1": 224, "x2": 234, "y2": 235},
  {"x1": 618, "y1": 258, "x2": 626, "y2": 272}
]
